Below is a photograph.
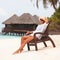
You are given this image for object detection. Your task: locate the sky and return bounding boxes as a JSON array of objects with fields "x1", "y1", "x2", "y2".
[{"x1": 0, "y1": 0, "x2": 55, "y2": 32}]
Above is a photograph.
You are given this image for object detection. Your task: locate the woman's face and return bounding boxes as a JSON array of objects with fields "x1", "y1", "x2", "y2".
[{"x1": 39, "y1": 19, "x2": 44, "y2": 24}]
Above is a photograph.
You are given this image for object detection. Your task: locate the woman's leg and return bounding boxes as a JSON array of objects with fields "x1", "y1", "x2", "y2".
[
  {"x1": 13, "y1": 36, "x2": 34, "y2": 54},
  {"x1": 19, "y1": 36, "x2": 34, "y2": 52},
  {"x1": 21, "y1": 36, "x2": 30, "y2": 44}
]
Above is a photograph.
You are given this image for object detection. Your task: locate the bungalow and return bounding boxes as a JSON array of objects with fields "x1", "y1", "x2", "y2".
[{"x1": 2, "y1": 13, "x2": 39, "y2": 35}]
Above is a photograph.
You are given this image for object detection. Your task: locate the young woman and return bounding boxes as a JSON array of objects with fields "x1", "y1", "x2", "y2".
[{"x1": 13, "y1": 17, "x2": 48, "y2": 54}]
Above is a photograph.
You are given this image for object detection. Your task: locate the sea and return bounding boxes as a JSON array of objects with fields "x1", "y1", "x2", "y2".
[{"x1": 0, "y1": 33, "x2": 21, "y2": 39}]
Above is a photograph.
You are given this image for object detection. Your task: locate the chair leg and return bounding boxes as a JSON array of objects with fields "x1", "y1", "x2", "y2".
[
  {"x1": 35, "y1": 43, "x2": 38, "y2": 51},
  {"x1": 43, "y1": 41, "x2": 47, "y2": 47},
  {"x1": 48, "y1": 36, "x2": 56, "y2": 47},
  {"x1": 35, "y1": 40, "x2": 38, "y2": 51},
  {"x1": 27, "y1": 43, "x2": 30, "y2": 51}
]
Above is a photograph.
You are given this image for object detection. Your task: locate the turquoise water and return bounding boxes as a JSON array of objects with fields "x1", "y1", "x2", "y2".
[{"x1": 0, "y1": 34, "x2": 21, "y2": 39}]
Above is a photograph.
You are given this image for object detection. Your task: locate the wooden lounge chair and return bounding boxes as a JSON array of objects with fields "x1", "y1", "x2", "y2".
[{"x1": 27, "y1": 23, "x2": 56, "y2": 51}]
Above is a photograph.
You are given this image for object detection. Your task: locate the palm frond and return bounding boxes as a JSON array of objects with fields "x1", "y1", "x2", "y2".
[
  {"x1": 43, "y1": 0, "x2": 47, "y2": 8},
  {"x1": 30, "y1": 0, "x2": 33, "y2": 2},
  {"x1": 36, "y1": 0, "x2": 39, "y2": 8},
  {"x1": 49, "y1": 0, "x2": 58, "y2": 5}
]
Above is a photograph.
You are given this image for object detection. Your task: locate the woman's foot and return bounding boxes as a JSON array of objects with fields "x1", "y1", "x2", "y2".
[
  {"x1": 13, "y1": 50, "x2": 20, "y2": 55},
  {"x1": 12, "y1": 49, "x2": 23, "y2": 55}
]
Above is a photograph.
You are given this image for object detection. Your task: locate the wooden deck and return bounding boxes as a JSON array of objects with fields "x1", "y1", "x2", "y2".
[{"x1": 2, "y1": 28, "x2": 33, "y2": 36}]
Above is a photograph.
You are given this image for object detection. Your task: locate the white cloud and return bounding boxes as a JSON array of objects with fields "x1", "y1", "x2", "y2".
[{"x1": 0, "y1": 8, "x2": 7, "y2": 16}]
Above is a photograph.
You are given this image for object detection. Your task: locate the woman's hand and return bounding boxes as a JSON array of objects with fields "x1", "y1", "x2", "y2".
[{"x1": 26, "y1": 31, "x2": 33, "y2": 35}]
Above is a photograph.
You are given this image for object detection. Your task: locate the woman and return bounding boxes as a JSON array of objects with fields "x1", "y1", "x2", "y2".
[{"x1": 13, "y1": 17, "x2": 48, "y2": 54}]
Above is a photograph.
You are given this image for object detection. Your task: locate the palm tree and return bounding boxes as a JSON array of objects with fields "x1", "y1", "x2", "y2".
[
  {"x1": 31, "y1": 0, "x2": 59, "y2": 11},
  {"x1": 47, "y1": 0, "x2": 59, "y2": 11}
]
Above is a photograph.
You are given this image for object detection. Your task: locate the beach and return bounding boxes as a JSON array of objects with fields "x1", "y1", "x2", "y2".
[{"x1": 0, "y1": 35, "x2": 60, "y2": 60}]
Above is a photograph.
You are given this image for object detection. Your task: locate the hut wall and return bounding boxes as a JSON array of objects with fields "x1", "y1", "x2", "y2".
[
  {"x1": 2, "y1": 24, "x2": 38, "y2": 34},
  {"x1": 4, "y1": 24, "x2": 37, "y2": 30},
  {"x1": 11, "y1": 24, "x2": 37, "y2": 31}
]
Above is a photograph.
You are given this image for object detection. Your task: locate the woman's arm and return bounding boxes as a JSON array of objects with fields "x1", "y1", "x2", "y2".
[
  {"x1": 26, "y1": 31, "x2": 33, "y2": 35},
  {"x1": 45, "y1": 17, "x2": 49, "y2": 24}
]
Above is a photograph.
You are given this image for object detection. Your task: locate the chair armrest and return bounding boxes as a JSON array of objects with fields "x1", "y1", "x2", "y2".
[{"x1": 34, "y1": 32, "x2": 48, "y2": 37}]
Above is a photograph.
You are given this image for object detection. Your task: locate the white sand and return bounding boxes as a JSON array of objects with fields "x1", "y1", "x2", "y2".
[{"x1": 0, "y1": 35, "x2": 60, "y2": 60}]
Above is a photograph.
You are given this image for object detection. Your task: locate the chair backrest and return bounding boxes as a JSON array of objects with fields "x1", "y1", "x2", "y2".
[{"x1": 44, "y1": 22, "x2": 50, "y2": 35}]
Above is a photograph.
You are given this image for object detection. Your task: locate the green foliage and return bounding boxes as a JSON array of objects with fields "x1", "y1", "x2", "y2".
[{"x1": 49, "y1": 7, "x2": 60, "y2": 31}]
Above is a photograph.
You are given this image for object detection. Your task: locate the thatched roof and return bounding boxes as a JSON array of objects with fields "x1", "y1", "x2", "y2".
[
  {"x1": 33, "y1": 15, "x2": 40, "y2": 24},
  {"x1": 3, "y1": 13, "x2": 39, "y2": 24},
  {"x1": 13, "y1": 13, "x2": 37, "y2": 24},
  {"x1": 3, "y1": 14, "x2": 18, "y2": 24}
]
